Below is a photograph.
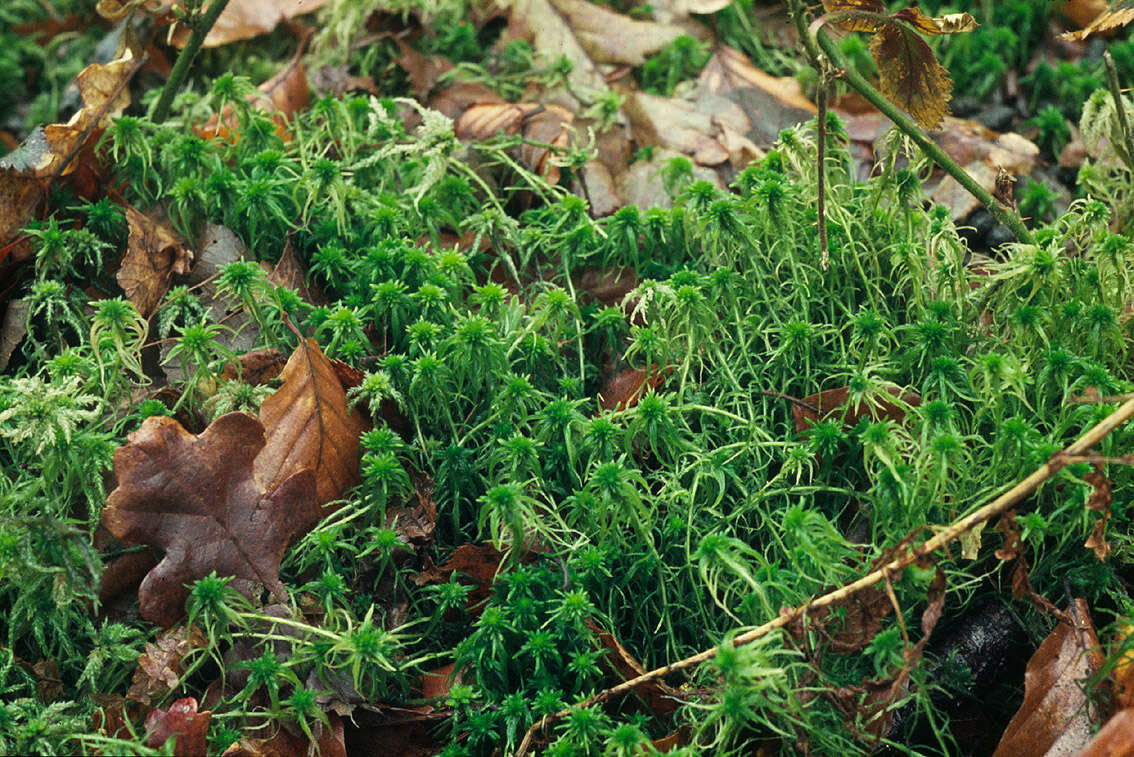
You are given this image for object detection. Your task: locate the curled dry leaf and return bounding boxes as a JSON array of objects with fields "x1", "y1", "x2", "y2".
[
  {"x1": 145, "y1": 697, "x2": 211, "y2": 757},
  {"x1": 993, "y1": 598, "x2": 1105, "y2": 757},
  {"x1": 0, "y1": 48, "x2": 138, "y2": 256},
  {"x1": 1059, "y1": 0, "x2": 1134, "y2": 40},
  {"x1": 103, "y1": 413, "x2": 319, "y2": 626},
  {"x1": 118, "y1": 206, "x2": 195, "y2": 319},
  {"x1": 1083, "y1": 463, "x2": 1114, "y2": 560},
  {"x1": 254, "y1": 337, "x2": 370, "y2": 519}
]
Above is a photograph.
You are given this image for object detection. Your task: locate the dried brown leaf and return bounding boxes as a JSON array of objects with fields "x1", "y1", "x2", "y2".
[
  {"x1": 599, "y1": 368, "x2": 667, "y2": 411},
  {"x1": 624, "y1": 92, "x2": 730, "y2": 165},
  {"x1": 1078, "y1": 709, "x2": 1134, "y2": 757},
  {"x1": 1059, "y1": 0, "x2": 1134, "y2": 40},
  {"x1": 255, "y1": 338, "x2": 370, "y2": 519},
  {"x1": 698, "y1": 46, "x2": 817, "y2": 114},
  {"x1": 103, "y1": 413, "x2": 319, "y2": 626},
  {"x1": 421, "y1": 663, "x2": 458, "y2": 700},
  {"x1": 268, "y1": 236, "x2": 325, "y2": 306},
  {"x1": 551, "y1": 0, "x2": 709, "y2": 66},
  {"x1": 791, "y1": 385, "x2": 920, "y2": 433},
  {"x1": 1084, "y1": 464, "x2": 1114, "y2": 560},
  {"x1": 200, "y1": 44, "x2": 310, "y2": 140},
  {"x1": 386, "y1": 473, "x2": 437, "y2": 546},
  {"x1": 145, "y1": 697, "x2": 211, "y2": 757},
  {"x1": 118, "y1": 206, "x2": 194, "y2": 319},
  {"x1": 219, "y1": 348, "x2": 288, "y2": 385},
  {"x1": 993, "y1": 599, "x2": 1105, "y2": 757},
  {"x1": 411, "y1": 543, "x2": 509, "y2": 607},
  {"x1": 1112, "y1": 622, "x2": 1134, "y2": 710},
  {"x1": 394, "y1": 39, "x2": 456, "y2": 100},
  {"x1": 170, "y1": 0, "x2": 329, "y2": 48},
  {"x1": 804, "y1": 586, "x2": 893, "y2": 654},
  {"x1": 222, "y1": 713, "x2": 346, "y2": 757},
  {"x1": 870, "y1": 21, "x2": 952, "y2": 130}
]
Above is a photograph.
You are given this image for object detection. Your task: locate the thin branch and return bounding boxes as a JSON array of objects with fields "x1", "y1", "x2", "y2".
[
  {"x1": 151, "y1": 0, "x2": 232, "y2": 124},
  {"x1": 514, "y1": 398, "x2": 1134, "y2": 755}
]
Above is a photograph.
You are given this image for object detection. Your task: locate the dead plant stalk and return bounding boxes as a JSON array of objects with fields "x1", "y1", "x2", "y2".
[{"x1": 514, "y1": 397, "x2": 1134, "y2": 755}]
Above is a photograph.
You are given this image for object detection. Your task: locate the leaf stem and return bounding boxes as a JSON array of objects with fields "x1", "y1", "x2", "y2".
[
  {"x1": 809, "y1": 25, "x2": 1033, "y2": 245},
  {"x1": 151, "y1": 0, "x2": 232, "y2": 125}
]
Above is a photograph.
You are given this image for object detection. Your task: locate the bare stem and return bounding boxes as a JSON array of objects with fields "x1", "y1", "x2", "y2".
[
  {"x1": 817, "y1": 77, "x2": 829, "y2": 270},
  {"x1": 151, "y1": 0, "x2": 232, "y2": 124},
  {"x1": 1104, "y1": 50, "x2": 1134, "y2": 172},
  {"x1": 513, "y1": 397, "x2": 1134, "y2": 755}
]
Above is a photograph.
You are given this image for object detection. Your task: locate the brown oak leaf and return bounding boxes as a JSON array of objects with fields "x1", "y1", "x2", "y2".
[
  {"x1": 255, "y1": 338, "x2": 370, "y2": 526},
  {"x1": 103, "y1": 413, "x2": 318, "y2": 626}
]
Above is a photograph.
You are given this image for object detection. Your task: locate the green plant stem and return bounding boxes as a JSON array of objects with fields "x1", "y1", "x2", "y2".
[
  {"x1": 151, "y1": 0, "x2": 232, "y2": 124},
  {"x1": 806, "y1": 24, "x2": 1033, "y2": 246},
  {"x1": 514, "y1": 395, "x2": 1134, "y2": 755},
  {"x1": 1104, "y1": 50, "x2": 1134, "y2": 173}
]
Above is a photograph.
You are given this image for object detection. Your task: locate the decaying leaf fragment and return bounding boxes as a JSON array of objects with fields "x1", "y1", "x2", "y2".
[
  {"x1": 128, "y1": 625, "x2": 207, "y2": 706},
  {"x1": 103, "y1": 413, "x2": 319, "y2": 626},
  {"x1": 118, "y1": 206, "x2": 195, "y2": 319}
]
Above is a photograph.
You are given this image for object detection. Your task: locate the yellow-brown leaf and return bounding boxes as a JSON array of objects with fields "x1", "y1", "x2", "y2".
[{"x1": 870, "y1": 22, "x2": 952, "y2": 130}]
